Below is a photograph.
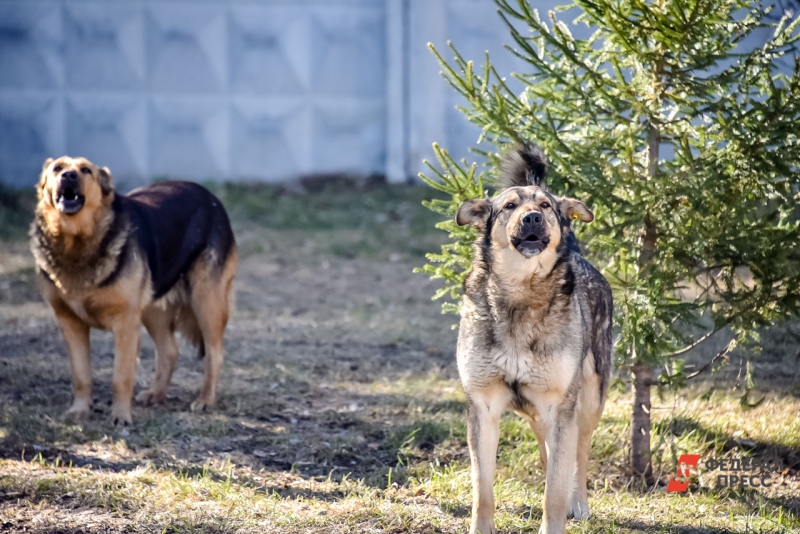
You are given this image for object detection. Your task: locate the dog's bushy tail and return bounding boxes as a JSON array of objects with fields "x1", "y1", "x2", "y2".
[
  {"x1": 176, "y1": 306, "x2": 205, "y2": 359},
  {"x1": 497, "y1": 142, "x2": 548, "y2": 189}
]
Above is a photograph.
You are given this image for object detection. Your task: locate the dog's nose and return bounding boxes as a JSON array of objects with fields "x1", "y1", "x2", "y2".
[
  {"x1": 522, "y1": 212, "x2": 542, "y2": 225},
  {"x1": 61, "y1": 170, "x2": 78, "y2": 182}
]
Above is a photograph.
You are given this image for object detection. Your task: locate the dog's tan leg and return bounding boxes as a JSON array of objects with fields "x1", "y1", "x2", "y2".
[
  {"x1": 569, "y1": 367, "x2": 604, "y2": 521},
  {"x1": 190, "y1": 300, "x2": 225, "y2": 412},
  {"x1": 188, "y1": 254, "x2": 235, "y2": 412},
  {"x1": 110, "y1": 314, "x2": 141, "y2": 426},
  {"x1": 52, "y1": 304, "x2": 92, "y2": 418},
  {"x1": 540, "y1": 409, "x2": 578, "y2": 534},
  {"x1": 467, "y1": 386, "x2": 509, "y2": 534},
  {"x1": 137, "y1": 309, "x2": 179, "y2": 406},
  {"x1": 569, "y1": 417, "x2": 595, "y2": 520},
  {"x1": 528, "y1": 418, "x2": 548, "y2": 473}
]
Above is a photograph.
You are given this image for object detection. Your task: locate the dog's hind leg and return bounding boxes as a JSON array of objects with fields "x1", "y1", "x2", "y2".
[
  {"x1": 466, "y1": 385, "x2": 510, "y2": 534},
  {"x1": 528, "y1": 418, "x2": 548, "y2": 473},
  {"x1": 137, "y1": 307, "x2": 179, "y2": 406},
  {"x1": 52, "y1": 302, "x2": 92, "y2": 419},
  {"x1": 540, "y1": 407, "x2": 578, "y2": 534},
  {"x1": 188, "y1": 250, "x2": 236, "y2": 412},
  {"x1": 568, "y1": 366, "x2": 604, "y2": 521},
  {"x1": 568, "y1": 413, "x2": 596, "y2": 521}
]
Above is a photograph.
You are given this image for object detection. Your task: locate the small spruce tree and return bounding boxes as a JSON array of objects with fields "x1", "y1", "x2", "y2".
[{"x1": 417, "y1": 0, "x2": 800, "y2": 480}]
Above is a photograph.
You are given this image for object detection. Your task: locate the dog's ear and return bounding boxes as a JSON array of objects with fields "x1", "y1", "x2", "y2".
[
  {"x1": 557, "y1": 197, "x2": 593, "y2": 223},
  {"x1": 456, "y1": 199, "x2": 491, "y2": 228},
  {"x1": 38, "y1": 158, "x2": 53, "y2": 185},
  {"x1": 98, "y1": 166, "x2": 115, "y2": 196},
  {"x1": 37, "y1": 158, "x2": 54, "y2": 197}
]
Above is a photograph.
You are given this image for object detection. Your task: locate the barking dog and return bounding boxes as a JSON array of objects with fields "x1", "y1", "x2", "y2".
[
  {"x1": 455, "y1": 144, "x2": 613, "y2": 534},
  {"x1": 31, "y1": 156, "x2": 237, "y2": 426}
]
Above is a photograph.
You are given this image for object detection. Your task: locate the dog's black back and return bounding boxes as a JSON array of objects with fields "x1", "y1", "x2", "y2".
[{"x1": 120, "y1": 181, "x2": 235, "y2": 299}]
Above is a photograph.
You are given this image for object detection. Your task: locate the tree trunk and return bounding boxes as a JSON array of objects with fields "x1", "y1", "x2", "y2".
[
  {"x1": 629, "y1": 117, "x2": 660, "y2": 482},
  {"x1": 631, "y1": 362, "x2": 653, "y2": 481}
]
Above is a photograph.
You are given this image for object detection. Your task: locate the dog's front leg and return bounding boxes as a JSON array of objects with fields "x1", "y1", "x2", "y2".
[
  {"x1": 540, "y1": 408, "x2": 578, "y2": 534},
  {"x1": 466, "y1": 387, "x2": 508, "y2": 534},
  {"x1": 110, "y1": 314, "x2": 141, "y2": 426},
  {"x1": 52, "y1": 303, "x2": 92, "y2": 418}
]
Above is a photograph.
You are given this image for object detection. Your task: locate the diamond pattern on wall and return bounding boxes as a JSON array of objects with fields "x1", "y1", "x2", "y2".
[
  {"x1": 0, "y1": 95, "x2": 62, "y2": 187},
  {"x1": 310, "y1": 7, "x2": 385, "y2": 97},
  {"x1": 64, "y1": 2, "x2": 144, "y2": 90},
  {"x1": 312, "y1": 101, "x2": 385, "y2": 175},
  {"x1": 149, "y1": 97, "x2": 228, "y2": 179},
  {"x1": 147, "y1": 5, "x2": 226, "y2": 93},
  {"x1": 0, "y1": 2, "x2": 62, "y2": 89},
  {"x1": 230, "y1": 99, "x2": 310, "y2": 182},
  {"x1": 229, "y1": 7, "x2": 307, "y2": 95},
  {"x1": 66, "y1": 95, "x2": 146, "y2": 184},
  {"x1": 0, "y1": 0, "x2": 404, "y2": 186}
]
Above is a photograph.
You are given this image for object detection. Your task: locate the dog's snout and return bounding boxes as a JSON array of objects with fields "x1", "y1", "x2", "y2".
[
  {"x1": 522, "y1": 212, "x2": 542, "y2": 225},
  {"x1": 61, "y1": 170, "x2": 78, "y2": 182}
]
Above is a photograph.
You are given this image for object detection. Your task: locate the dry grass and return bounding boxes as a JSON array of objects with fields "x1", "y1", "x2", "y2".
[{"x1": 0, "y1": 182, "x2": 799, "y2": 533}]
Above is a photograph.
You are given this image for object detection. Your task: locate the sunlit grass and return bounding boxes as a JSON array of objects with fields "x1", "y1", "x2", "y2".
[{"x1": 2, "y1": 386, "x2": 797, "y2": 533}]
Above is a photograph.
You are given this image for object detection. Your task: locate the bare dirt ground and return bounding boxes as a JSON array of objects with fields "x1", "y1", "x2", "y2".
[{"x1": 1, "y1": 183, "x2": 799, "y2": 533}]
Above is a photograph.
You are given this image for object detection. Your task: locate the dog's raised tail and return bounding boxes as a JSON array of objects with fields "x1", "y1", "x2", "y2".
[{"x1": 497, "y1": 142, "x2": 548, "y2": 189}]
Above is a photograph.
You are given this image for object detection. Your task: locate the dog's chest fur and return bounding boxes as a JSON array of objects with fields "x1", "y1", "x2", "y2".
[
  {"x1": 30, "y1": 209, "x2": 130, "y2": 295},
  {"x1": 457, "y1": 252, "x2": 587, "y2": 404}
]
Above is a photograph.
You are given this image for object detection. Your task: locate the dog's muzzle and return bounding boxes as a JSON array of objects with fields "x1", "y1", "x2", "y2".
[
  {"x1": 55, "y1": 171, "x2": 86, "y2": 215},
  {"x1": 511, "y1": 211, "x2": 549, "y2": 257}
]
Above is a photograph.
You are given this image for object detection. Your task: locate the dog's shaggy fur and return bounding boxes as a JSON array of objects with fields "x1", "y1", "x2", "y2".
[
  {"x1": 455, "y1": 143, "x2": 613, "y2": 534},
  {"x1": 31, "y1": 156, "x2": 237, "y2": 426}
]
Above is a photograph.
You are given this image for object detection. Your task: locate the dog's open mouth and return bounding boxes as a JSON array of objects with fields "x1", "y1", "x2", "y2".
[
  {"x1": 56, "y1": 187, "x2": 86, "y2": 215},
  {"x1": 512, "y1": 233, "x2": 549, "y2": 257}
]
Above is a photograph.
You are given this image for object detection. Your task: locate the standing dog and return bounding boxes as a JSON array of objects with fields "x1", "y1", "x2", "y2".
[
  {"x1": 455, "y1": 144, "x2": 612, "y2": 534},
  {"x1": 30, "y1": 156, "x2": 237, "y2": 426}
]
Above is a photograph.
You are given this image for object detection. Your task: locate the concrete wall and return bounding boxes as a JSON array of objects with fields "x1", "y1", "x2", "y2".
[{"x1": 0, "y1": 0, "x2": 543, "y2": 188}]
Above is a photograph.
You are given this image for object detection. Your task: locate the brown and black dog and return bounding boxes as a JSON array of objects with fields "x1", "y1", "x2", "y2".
[{"x1": 30, "y1": 156, "x2": 237, "y2": 426}]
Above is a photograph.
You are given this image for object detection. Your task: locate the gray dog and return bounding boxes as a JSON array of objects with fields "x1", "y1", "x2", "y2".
[{"x1": 455, "y1": 144, "x2": 613, "y2": 534}]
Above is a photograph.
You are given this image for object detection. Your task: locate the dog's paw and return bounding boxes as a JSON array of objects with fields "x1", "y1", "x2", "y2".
[
  {"x1": 470, "y1": 519, "x2": 496, "y2": 534},
  {"x1": 190, "y1": 396, "x2": 216, "y2": 413},
  {"x1": 567, "y1": 498, "x2": 590, "y2": 521},
  {"x1": 64, "y1": 400, "x2": 91, "y2": 420},
  {"x1": 136, "y1": 389, "x2": 166, "y2": 406},
  {"x1": 110, "y1": 405, "x2": 132, "y2": 427}
]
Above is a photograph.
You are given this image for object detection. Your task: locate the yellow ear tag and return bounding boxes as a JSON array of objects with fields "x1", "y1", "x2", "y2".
[{"x1": 571, "y1": 212, "x2": 581, "y2": 221}]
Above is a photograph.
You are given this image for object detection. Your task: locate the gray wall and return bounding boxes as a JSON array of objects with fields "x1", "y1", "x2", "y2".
[
  {"x1": 0, "y1": 0, "x2": 540, "y2": 188},
  {"x1": 0, "y1": 0, "x2": 789, "y2": 188},
  {"x1": 0, "y1": 0, "x2": 555, "y2": 186}
]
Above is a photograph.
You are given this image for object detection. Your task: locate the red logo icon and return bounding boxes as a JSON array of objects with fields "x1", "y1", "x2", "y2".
[{"x1": 666, "y1": 454, "x2": 701, "y2": 493}]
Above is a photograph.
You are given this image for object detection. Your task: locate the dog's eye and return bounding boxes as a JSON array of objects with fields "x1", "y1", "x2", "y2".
[
  {"x1": 53, "y1": 165, "x2": 62, "y2": 173},
  {"x1": 80, "y1": 167, "x2": 91, "y2": 174},
  {"x1": 541, "y1": 201, "x2": 550, "y2": 209},
  {"x1": 504, "y1": 202, "x2": 516, "y2": 210}
]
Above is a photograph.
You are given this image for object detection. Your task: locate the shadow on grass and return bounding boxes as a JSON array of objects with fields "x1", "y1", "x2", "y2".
[{"x1": 0, "y1": 388, "x2": 462, "y2": 489}]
